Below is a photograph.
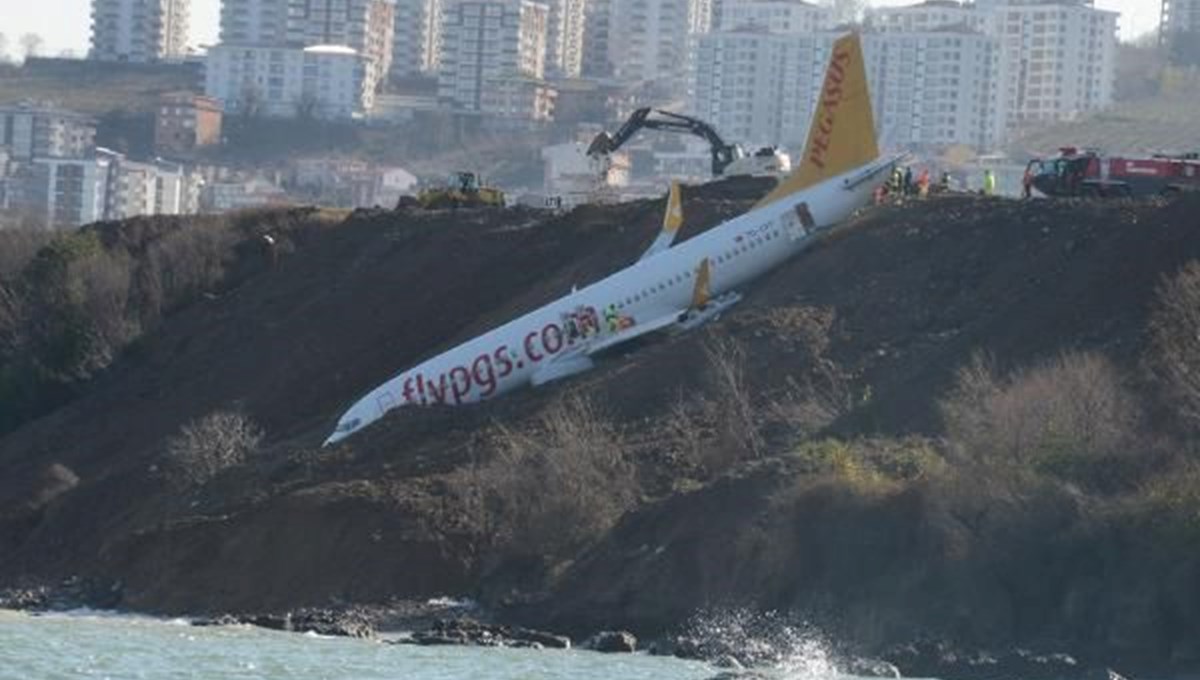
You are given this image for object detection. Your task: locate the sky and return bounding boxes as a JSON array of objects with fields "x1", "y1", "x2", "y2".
[{"x1": 0, "y1": 0, "x2": 1163, "y2": 58}]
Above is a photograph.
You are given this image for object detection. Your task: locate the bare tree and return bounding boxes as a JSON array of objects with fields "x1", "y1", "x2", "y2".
[
  {"x1": 163, "y1": 410, "x2": 264, "y2": 489},
  {"x1": 1149, "y1": 260, "x2": 1200, "y2": 428},
  {"x1": 19, "y1": 33, "x2": 43, "y2": 60},
  {"x1": 0, "y1": 33, "x2": 9, "y2": 63}
]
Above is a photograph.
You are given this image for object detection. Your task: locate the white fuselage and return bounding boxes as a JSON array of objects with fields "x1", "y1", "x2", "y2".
[{"x1": 325, "y1": 160, "x2": 892, "y2": 444}]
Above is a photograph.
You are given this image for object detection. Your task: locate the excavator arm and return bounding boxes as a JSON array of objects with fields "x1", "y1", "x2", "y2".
[{"x1": 586, "y1": 108, "x2": 742, "y2": 176}]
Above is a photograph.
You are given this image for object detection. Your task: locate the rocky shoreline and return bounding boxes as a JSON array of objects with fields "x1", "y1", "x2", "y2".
[{"x1": 0, "y1": 579, "x2": 1149, "y2": 680}]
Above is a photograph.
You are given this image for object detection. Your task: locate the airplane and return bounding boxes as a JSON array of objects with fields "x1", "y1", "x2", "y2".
[{"x1": 325, "y1": 32, "x2": 896, "y2": 446}]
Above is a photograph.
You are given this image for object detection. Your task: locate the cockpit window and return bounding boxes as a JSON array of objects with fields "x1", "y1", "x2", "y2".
[{"x1": 335, "y1": 418, "x2": 361, "y2": 433}]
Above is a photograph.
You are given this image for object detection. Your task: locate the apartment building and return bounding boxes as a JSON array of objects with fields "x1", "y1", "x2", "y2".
[
  {"x1": 206, "y1": 44, "x2": 375, "y2": 119},
  {"x1": 607, "y1": 0, "x2": 712, "y2": 92},
  {"x1": 716, "y1": 0, "x2": 832, "y2": 33},
  {"x1": 989, "y1": 0, "x2": 1117, "y2": 128},
  {"x1": 219, "y1": 0, "x2": 293, "y2": 45},
  {"x1": 288, "y1": 0, "x2": 396, "y2": 86},
  {"x1": 391, "y1": 0, "x2": 442, "y2": 77},
  {"x1": 90, "y1": 0, "x2": 190, "y2": 62},
  {"x1": 869, "y1": 0, "x2": 991, "y2": 34},
  {"x1": 1163, "y1": 0, "x2": 1200, "y2": 36},
  {"x1": 155, "y1": 92, "x2": 224, "y2": 154},
  {"x1": 438, "y1": 0, "x2": 555, "y2": 120},
  {"x1": 873, "y1": 0, "x2": 1116, "y2": 133},
  {"x1": 0, "y1": 104, "x2": 97, "y2": 161},
  {"x1": 864, "y1": 30, "x2": 1005, "y2": 150},
  {"x1": 545, "y1": 0, "x2": 588, "y2": 77},
  {"x1": 690, "y1": 31, "x2": 834, "y2": 149},
  {"x1": 26, "y1": 157, "x2": 114, "y2": 227},
  {"x1": 581, "y1": 0, "x2": 613, "y2": 77},
  {"x1": 691, "y1": 28, "x2": 1004, "y2": 152}
]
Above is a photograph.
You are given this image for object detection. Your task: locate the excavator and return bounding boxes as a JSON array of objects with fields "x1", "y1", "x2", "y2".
[{"x1": 586, "y1": 108, "x2": 790, "y2": 178}]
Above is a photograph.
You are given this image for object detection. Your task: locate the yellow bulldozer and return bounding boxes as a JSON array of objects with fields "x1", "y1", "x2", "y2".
[{"x1": 415, "y1": 172, "x2": 505, "y2": 209}]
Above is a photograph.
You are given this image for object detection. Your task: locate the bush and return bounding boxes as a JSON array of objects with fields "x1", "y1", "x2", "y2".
[
  {"x1": 163, "y1": 410, "x2": 263, "y2": 489},
  {"x1": 788, "y1": 437, "x2": 946, "y2": 490},
  {"x1": 1148, "y1": 260, "x2": 1200, "y2": 430},
  {"x1": 940, "y1": 350, "x2": 1139, "y2": 470},
  {"x1": 468, "y1": 395, "x2": 635, "y2": 559}
]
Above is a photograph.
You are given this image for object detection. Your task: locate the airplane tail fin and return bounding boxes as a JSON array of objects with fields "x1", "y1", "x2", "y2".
[
  {"x1": 755, "y1": 32, "x2": 879, "y2": 209},
  {"x1": 639, "y1": 181, "x2": 685, "y2": 261},
  {"x1": 663, "y1": 181, "x2": 683, "y2": 233}
]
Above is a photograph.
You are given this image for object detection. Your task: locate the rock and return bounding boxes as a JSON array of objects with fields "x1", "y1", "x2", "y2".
[
  {"x1": 291, "y1": 609, "x2": 375, "y2": 638},
  {"x1": 191, "y1": 614, "x2": 240, "y2": 627},
  {"x1": 712, "y1": 655, "x2": 743, "y2": 669},
  {"x1": 241, "y1": 613, "x2": 292, "y2": 631},
  {"x1": 584, "y1": 630, "x2": 637, "y2": 653},
  {"x1": 404, "y1": 618, "x2": 568, "y2": 649},
  {"x1": 844, "y1": 657, "x2": 902, "y2": 678},
  {"x1": 512, "y1": 628, "x2": 571, "y2": 649}
]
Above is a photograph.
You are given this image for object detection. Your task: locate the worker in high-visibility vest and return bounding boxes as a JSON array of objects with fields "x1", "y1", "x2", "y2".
[{"x1": 983, "y1": 169, "x2": 997, "y2": 196}]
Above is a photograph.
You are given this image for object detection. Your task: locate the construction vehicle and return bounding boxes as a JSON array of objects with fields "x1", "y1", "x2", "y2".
[
  {"x1": 586, "y1": 108, "x2": 791, "y2": 178},
  {"x1": 416, "y1": 172, "x2": 506, "y2": 209},
  {"x1": 1027, "y1": 147, "x2": 1200, "y2": 198}
]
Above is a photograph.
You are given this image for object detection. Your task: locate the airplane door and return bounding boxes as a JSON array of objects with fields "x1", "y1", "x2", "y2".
[{"x1": 376, "y1": 391, "x2": 397, "y2": 415}]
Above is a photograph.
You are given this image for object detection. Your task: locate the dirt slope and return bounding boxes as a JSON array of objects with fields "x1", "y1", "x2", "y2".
[{"x1": 1, "y1": 186, "x2": 1199, "y2": 666}]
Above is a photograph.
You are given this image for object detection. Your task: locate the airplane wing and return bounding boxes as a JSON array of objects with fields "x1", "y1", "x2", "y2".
[
  {"x1": 638, "y1": 181, "x2": 684, "y2": 262},
  {"x1": 531, "y1": 257, "x2": 737, "y2": 387}
]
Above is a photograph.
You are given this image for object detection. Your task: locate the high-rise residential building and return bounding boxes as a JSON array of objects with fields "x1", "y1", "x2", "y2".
[
  {"x1": 438, "y1": 0, "x2": 556, "y2": 120},
  {"x1": 155, "y1": 93, "x2": 224, "y2": 154},
  {"x1": 0, "y1": 104, "x2": 97, "y2": 161},
  {"x1": 863, "y1": 30, "x2": 1005, "y2": 150},
  {"x1": 391, "y1": 0, "x2": 442, "y2": 77},
  {"x1": 546, "y1": 0, "x2": 588, "y2": 77},
  {"x1": 26, "y1": 156, "x2": 114, "y2": 227},
  {"x1": 1161, "y1": 0, "x2": 1199, "y2": 47},
  {"x1": 206, "y1": 44, "x2": 376, "y2": 119},
  {"x1": 581, "y1": 0, "x2": 613, "y2": 77},
  {"x1": 690, "y1": 32, "x2": 835, "y2": 149},
  {"x1": 868, "y1": 0, "x2": 992, "y2": 34},
  {"x1": 608, "y1": 0, "x2": 712, "y2": 91},
  {"x1": 90, "y1": 0, "x2": 190, "y2": 62},
  {"x1": 987, "y1": 0, "x2": 1116, "y2": 129},
  {"x1": 716, "y1": 0, "x2": 832, "y2": 33},
  {"x1": 219, "y1": 0, "x2": 293, "y2": 45},
  {"x1": 691, "y1": 28, "x2": 1005, "y2": 152},
  {"x1": 288, "y1": 0, "x2": 396, "y2": 90}
]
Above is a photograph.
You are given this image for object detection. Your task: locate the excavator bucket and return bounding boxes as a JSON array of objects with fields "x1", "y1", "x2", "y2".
[{"x1": 586, "y1": 132, "x2": 615, "y2": 157}]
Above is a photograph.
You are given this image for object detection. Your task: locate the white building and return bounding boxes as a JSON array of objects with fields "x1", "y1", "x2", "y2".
[
  {"x1": 716, "y1": 0, "x2": 832, "y2": 33},
  {"x1": 0, "y1": 104, "x2": 97, "y2": 161},
  {"x1": 27, "y1": 157, "x2": 114, "y2": 228},
  {"x1": 607, "y1": 0, "x2": 712, "y2": 92},
  {"x1": 90, "y1": 0, "x2": 190, "y2": 62},
  {"x1": 438, "y1": 0, "x2": 555, "y2": 120},
  {"x1": 691, "y1": 28, "x2": 1006, "y2": 153},
  {"x1": 546, "y1": 0, "x2": 588, "y2": 77},
  {"x1": 288, "y1": 0, "x2": 396, "y2": 89},
  {"x1": 988, "y1": 0, "x2": 1117, "y2": 130},
  {"x1": 871, "y1": 0, "x2": 1117, "y2": 136},
  {"x1": 219, "y1": 0, "x2": 293, "y2": 46},
  {"x1": 1163, "y1": 0, "x2": 1200, "y2": 37},
  {"x1": 206, "y1": 44, "x2": 375, "y2": 119},
  {"x1": 542, "y1": 140, "x2": 630, "y2": 206},
  {"x1": 581, "y1": 0, "x2": 614, "y2": 76},
  {"x1": 690, "y1": 31, "x2": 835, "y2": 150},
  {"x1": 863, "y1": 30, "x2": 1005, "y2": 150},
  {"x1": 391, "y1": 0, "x2": 443, "y2": 77},
  {"x1": 868, "y1": 0, "x2": 991, "y2": 34}
]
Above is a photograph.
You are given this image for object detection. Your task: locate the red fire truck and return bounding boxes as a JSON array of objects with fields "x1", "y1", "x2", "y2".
[{"x1": 1027, "y1": 147, "x2": 1200, "y2": 198}]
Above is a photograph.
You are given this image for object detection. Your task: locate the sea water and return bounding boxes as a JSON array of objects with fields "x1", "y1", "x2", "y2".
[{"x1": 0, "y1": 609, "x2": 724, "y2": 680}]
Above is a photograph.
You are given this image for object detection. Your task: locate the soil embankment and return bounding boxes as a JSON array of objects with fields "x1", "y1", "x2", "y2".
[{"x1": 2, "y1": 184, "x2": 1199, "y2": 674}]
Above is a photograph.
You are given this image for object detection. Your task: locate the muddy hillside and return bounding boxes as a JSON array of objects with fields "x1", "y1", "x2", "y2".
[{"x1": 2, "y1": 182, "x2": 1200, "y2": 672}]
